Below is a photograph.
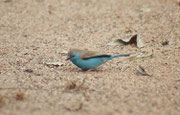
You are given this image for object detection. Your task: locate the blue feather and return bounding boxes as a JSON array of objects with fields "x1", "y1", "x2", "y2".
[{"x1": 68, "y1": 51, "x2": 130, "y2": 71}]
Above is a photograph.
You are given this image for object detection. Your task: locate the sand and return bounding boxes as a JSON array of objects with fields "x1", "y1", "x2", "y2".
[{"x1": 0, "y1": 0, "x2": 180, "y2": 115}]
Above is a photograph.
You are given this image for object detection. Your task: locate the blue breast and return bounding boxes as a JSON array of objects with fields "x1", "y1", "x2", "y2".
[{"x1": 72, "y1": 57, "x2": 108, "y2": 69}]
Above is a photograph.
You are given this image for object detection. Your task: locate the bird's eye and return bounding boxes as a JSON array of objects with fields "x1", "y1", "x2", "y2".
[{"x1": 71, "y1": 55, "x2": 75, "y2": 57}]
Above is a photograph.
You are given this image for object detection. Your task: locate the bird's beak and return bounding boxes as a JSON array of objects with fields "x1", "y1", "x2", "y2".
[{"x1": 66, "y1": 56, "x2": 70, "y2": 60}]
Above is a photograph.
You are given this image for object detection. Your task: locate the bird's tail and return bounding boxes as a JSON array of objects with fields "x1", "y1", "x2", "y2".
[{"x1": 110, "y1": 54, "x2": 130, "y2": 59}]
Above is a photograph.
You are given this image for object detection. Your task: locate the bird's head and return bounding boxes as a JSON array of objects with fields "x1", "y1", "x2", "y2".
[{"x1": 66, "y1": 49, "x2": 81, "y2": 61}]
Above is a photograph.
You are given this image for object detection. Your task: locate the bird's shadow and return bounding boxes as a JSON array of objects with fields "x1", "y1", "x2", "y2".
[{"x1": 63, "y1": 67, "x2": 105, "y2": 73}]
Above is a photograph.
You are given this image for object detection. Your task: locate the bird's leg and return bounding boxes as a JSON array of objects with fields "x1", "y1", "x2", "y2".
[
  {"x1": 81, "y1": 68, "x2": 89, "y2": 72},
  {"x1": 91, "y1": 68, "x2": 102, "y2": 72}
]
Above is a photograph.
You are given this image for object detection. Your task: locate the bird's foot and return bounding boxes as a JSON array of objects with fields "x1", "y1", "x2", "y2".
[
  {"x1": 90, "y1": 69, "x2": 102, "y2": 72},
  {"x1": 81, "y1": 68, "x2": 103, "y2": 72}
]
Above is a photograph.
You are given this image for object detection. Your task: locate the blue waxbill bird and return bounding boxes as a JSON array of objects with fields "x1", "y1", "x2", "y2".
[{"x1": 67, "y1": 49, "x2": 130, "y2": 71}]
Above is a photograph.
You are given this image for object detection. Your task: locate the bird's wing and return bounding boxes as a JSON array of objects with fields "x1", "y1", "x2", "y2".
[{"x1": 79, "y1": 50, "x2": 111, "y2": 59}]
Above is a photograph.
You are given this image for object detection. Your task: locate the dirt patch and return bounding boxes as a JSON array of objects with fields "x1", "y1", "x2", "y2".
[{"x1": 0, "y1": 0, "x2": 180, "y2": 115}]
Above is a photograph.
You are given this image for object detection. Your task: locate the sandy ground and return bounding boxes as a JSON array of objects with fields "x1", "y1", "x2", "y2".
[{"x1": 0, "y1": 0, "x2": 180, "y2": 115}]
